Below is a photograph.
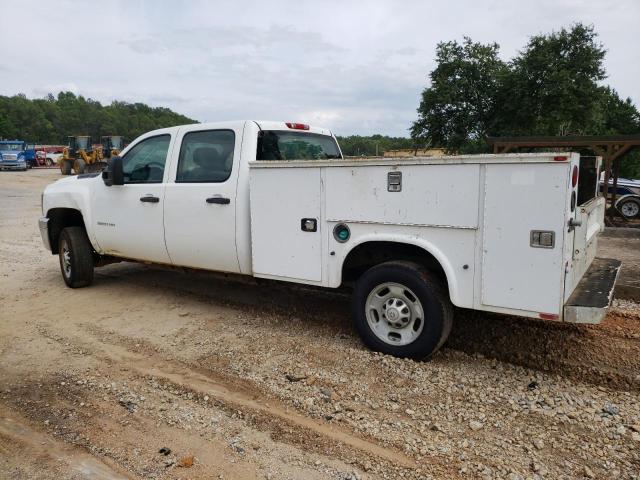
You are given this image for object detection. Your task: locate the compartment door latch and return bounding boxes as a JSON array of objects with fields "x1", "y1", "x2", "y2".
[
  {"x1": 387, "y1": 171, "x2": 402, "y2": 192},
  {"x1": 530, "y1": 230, "x2": 555, "y2": 248}
]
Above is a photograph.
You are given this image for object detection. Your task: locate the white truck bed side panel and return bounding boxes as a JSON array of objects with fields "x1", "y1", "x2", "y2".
[
  {"x1": 482, "y1": 163, "x2": 567, "y2": 314},
  {"x1": 327, "y1": 223, "x2": 476, "y2": 307},
  {"x1": 250, "y1": 167, "x2": 323, "y2": 282},
  {"x1": 324, "y1": 164, "x2": 480, "y2": 228}
]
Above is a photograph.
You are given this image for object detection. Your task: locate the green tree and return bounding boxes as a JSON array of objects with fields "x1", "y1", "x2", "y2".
[
  {"x1": 496, "y1": 24, "x2": 606, "y2": 136},
  {"x1": 411, "y1": 23, "x2": 640, "y2": 169},
  {"x1": 411, "y1": 37, "x2": 507, "y2": 153}
]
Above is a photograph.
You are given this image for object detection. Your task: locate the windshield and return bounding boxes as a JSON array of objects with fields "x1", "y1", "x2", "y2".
[
  {"x1": 0, "y1": 143, "x2": 24, "y2": 151},
  {"x1": 256, "y1": 131, "x2": 341, "y2": 160}
]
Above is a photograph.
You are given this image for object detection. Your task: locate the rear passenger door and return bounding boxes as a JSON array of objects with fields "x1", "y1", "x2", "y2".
[{"x1": 163, "y1": 123, "x2": 243, "y2": 272}]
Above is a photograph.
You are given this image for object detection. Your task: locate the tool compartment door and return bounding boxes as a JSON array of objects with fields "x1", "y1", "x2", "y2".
[
  {"x1": 249, "y1": 166, "x2": 323, "y2": 282},
  {"x1": 481, "y1": 163, "x2": 567, "y2": 314}
]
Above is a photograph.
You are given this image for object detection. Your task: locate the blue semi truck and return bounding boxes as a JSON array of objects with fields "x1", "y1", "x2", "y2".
[{"x1": 0, "y1": 140, "x2": 36, "y2": 170}]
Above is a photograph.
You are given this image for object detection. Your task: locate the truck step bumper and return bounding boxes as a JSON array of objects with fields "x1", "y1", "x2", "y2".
[{"x1": 564, "y1": 257, "x2": 621, "y2": 324}]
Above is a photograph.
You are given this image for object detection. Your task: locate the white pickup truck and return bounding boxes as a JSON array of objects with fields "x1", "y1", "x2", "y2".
[{"x1": 39, "y1": 121, "x2": 620, "y2": 359}]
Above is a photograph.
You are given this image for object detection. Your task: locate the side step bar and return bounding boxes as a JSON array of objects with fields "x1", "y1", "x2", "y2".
[{"x1": 564, "y1": 257, "x2": 622, "y2": 324}]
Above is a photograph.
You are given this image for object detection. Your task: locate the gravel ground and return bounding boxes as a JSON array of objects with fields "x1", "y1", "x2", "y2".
[{"x1": 1, "y1": 169, "x2": 639, "y2": 480}]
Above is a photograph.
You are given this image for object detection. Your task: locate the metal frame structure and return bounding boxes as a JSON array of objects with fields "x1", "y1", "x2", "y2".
[{"x1": 487, "y1": 135, "x2": 640, "y2": 217}]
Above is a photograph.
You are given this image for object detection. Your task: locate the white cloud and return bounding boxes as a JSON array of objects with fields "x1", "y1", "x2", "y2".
[{"x1": 0, "y1": 0, "x2": 638, "y2": 136}]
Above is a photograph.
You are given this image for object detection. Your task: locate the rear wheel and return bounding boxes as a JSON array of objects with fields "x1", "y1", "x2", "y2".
[
  {"x1": 618, "y1": 197, "x2": 640, "y2": 219},
  {"x1": 352, "y1": 261, "x2": 453, "y2": 359},
  {"x1": 58, "y1": 227, "x2": 94, "y2": 288},
  {"x1": 45, "y1": 157, "x2": 54, "y2": 167}
]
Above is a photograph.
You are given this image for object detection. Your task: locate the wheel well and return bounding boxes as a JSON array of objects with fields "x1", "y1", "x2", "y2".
[
  {"x1": 47, "y1": 208, "x2": 86, "y2": 253},
  {"x1": 341, "y1": 241, "x2": 448, "y2": 289}
]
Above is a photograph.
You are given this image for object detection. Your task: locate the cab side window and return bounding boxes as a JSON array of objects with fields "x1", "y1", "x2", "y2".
[
  {"x1": 176, "y1": 130, "x2": 235, "y2": 183},
  {"x1": 122, "y1": 135, "x2": 171, "y2": 184}
]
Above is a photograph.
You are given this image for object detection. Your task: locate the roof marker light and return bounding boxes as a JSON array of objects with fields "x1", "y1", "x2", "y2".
[
  {"x1": 285, "y1": 122, "x2": 310, "y2": 130},
  {"x1": 553, "y1": 156, "x2": 568, "y2": 161}
]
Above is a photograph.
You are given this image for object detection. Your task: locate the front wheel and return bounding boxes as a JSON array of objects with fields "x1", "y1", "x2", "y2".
[
  {"x1": 58, "y1": 227, "x2": 94, "y2": 288},
  {"x1": 73, "y1": 158, "x2": 86, "y2": 175},
  {"x1": 352, "y1": 261, "x2": 453, "y2": 359}
]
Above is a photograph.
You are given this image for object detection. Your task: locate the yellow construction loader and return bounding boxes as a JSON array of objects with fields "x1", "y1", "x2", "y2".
[{"x1": 58, "y1": 135, "x2": 124, "y2": 175}]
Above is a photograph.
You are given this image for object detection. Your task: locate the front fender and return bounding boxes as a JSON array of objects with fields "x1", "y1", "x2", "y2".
[{"x1": 43, "y1": 176, "x2": 102, "y2": 251}]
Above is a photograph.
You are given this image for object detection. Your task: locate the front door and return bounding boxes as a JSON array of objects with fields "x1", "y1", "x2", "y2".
[
  {"x1": 163, "y1": 124, "x2": 242, "y2": 272},
  {"x1": 91, "y1": 132, "x2": 174, "y2": 264}
]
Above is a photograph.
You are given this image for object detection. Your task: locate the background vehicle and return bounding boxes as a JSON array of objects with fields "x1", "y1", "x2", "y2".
[
  {"x1": 39, "y1": 121, "x2": 619, "y2": 359},
  {"x1": 23, "y1": 143, "x2": 38, "y2": 168},
  {"x1": 0, "y1": 140, "x2": 28, "y2": 170},
  {"x1": 600, "y1": 176, "x2": 640, "y2": 219},
  {"x1": 58, "y1": 136, "x2": 124, "y2": 175}
]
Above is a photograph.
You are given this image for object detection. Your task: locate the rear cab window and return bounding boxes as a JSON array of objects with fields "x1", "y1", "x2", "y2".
[{"x1": 256, "y1": 131, "x2": 342, "y2": 160}]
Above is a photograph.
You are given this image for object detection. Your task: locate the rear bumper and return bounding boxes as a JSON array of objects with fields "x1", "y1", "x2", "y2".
[
  {"x1": 564, "y1": 257, "x2": 621, "y2": 324},
  {"x1": 38, "y1": 217, "x2": 51, "y2": 252}
]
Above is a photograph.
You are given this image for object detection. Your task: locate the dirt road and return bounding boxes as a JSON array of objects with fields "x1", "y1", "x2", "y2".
[{"x1": 1, "y1": 169, "x2": 639, "y2": 479}]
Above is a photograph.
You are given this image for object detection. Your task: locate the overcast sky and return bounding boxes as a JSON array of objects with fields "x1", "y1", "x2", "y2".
[{"x1": 1, "y1": 0, "x2": 638, "y2": 136}]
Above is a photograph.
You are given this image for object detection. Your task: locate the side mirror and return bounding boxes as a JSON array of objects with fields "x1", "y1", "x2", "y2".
[{"x1": 102, "y1": 156, "x2": 124, "y2": 186}]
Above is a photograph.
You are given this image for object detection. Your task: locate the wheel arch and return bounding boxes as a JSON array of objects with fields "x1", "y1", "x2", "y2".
[
  {"x1": 339, "y1": 236, "x2": 460, "y2": 305},
  {"x1": 46, "y1": 208, "x2": 87, "y2": 253}
]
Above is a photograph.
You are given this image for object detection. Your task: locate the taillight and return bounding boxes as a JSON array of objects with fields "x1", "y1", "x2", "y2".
[
  {"x1": 285, "y1": 122, "x2": 310, "y2": 130},
  {"x1": 553, "y1": 156, "x2": 568, "y2": 161},
  {"x1": 571, "y1": 165, "x2": 579, "y2": 188}
]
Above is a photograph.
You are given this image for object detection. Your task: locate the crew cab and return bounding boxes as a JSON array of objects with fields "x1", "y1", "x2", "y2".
[{"x1": 38, "y1": 121, "x2": 621, "y2": 359}]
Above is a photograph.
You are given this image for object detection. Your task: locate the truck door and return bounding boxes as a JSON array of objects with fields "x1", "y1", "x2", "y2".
[
  {"x1": 91, "y1": 132, "x2": 174, "y2": 263},
  {"x1": 163, "y1": 123, "x2": 243, "y2": 273}
]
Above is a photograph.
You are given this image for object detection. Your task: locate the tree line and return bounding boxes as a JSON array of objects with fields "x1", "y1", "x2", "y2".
[
  {"x1": 411, "y1": 23, "x2": 640, "y2": 178},
  {"x1": 0, "y1": 92, "x2": 196, "y2": 145},
  {"x1": 0, "y1": 92, "x2": 412, "y2": 156}
]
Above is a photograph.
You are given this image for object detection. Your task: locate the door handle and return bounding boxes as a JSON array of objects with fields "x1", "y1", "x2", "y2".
[
  {"x1": 206, "y1": 196, "x2": 230, "y2": 205},
  {"x1": 140, "y1": 195, "x2": 160, "y2": 203}
]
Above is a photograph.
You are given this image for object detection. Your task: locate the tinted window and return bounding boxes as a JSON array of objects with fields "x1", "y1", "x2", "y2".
[
  {"x1": 256, "y1": 131, "x2": 341, "y2": 160},
  {"x1": 176, "y1": 130, "x2": 235, "y2": 183},
  {"x1": 122, "y1": 135, "x2": 170, "y2": 184}
]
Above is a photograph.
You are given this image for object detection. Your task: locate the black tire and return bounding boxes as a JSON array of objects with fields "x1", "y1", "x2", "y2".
[
  {"x1": 60, "y1": 160, "x2": 72, "y2": 175},
  {"x1": 352, "y1": 260, "x2": 453, "y2": 359},
  {"x1": 73, "y1": 158, "x2": 86, "y2": 175},
  {"x1": 58, "y1": 227, "x2": 94, "y2": 288},
  {"x1": 617, "y1": 197, "x2": 640, "y2": 219}
]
